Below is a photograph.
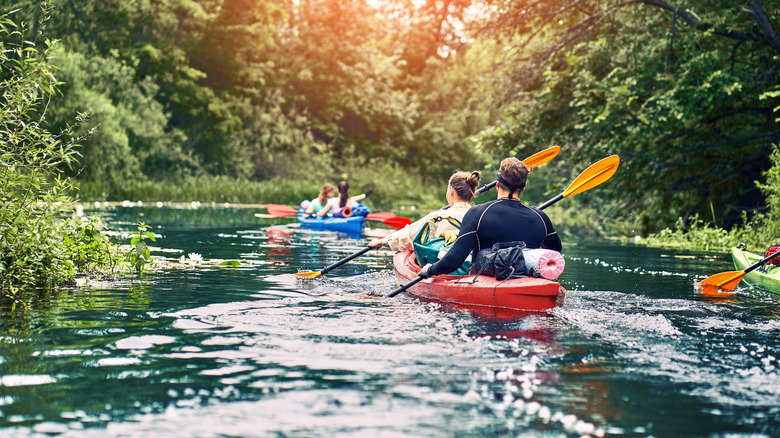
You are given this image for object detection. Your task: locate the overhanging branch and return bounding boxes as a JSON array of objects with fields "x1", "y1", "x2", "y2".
[{"x1": 529, "y1": 0, "x2": 780, "y2": 66}]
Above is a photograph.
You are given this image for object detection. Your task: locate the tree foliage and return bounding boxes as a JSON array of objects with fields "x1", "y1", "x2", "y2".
[
  {"x1": 469, "y1": 0, "x2": 780, "y2": 233},
  {"x1": 2, "y1": 0, "x2": 778, "y2": 237}
]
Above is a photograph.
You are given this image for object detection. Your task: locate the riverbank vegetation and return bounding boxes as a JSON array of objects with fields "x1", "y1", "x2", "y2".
[
  {"x1": 639, "y1": 144, "x2": 780, "y2": 252},
  {"x1": 2, "y1": 1, "x2": 779, "y2": 297},
  {"x1": 0, "y1": 4, "x2": 123, "y2": 305}
]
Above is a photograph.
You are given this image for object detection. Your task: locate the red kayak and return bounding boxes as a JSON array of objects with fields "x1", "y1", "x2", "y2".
[{"x1": 393, "y1": 250, "x2": 565, "y2": 312}]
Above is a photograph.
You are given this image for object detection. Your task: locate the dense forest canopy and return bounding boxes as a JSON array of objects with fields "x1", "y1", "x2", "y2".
[{"x1": 3, "y1": 0, "x2": 778, "y2": 234}]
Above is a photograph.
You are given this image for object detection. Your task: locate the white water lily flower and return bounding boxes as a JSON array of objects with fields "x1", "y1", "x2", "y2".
[{"x1": 188, "y1": 253, "x2": 203, "y2": 262}]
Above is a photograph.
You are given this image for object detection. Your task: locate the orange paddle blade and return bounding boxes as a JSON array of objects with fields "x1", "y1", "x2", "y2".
[
  {"x1": 295, "y1": 271, "x2": 322, "y2": 278},
  {"x1": 267, "y1": 204, "x2": 298, "y2": 217},
  {"x1": 523, "y1": 146, "x2": 561, "y2": 169},
  {"x1": 699, "y1": 270, "x2": 746, "y2": 291},
  {"x1": 562, "y1": 155, "x2": 620, "y2": 198}
]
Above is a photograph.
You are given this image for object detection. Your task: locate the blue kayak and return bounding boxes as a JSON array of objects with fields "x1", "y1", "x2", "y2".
[{"x1": 296, "y1": 204, "x2": 368, "y2": 234}]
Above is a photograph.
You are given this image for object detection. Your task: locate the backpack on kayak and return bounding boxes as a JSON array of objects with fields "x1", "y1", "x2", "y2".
[
  {"x1": 412, "y1": 216, "x2": 471, "y2": 276},
  {"x1": 471, "y1": 241, "x2": 528, "y2": 281},
  {"x1": 765, "y1": 244, "x2": 780, "y2": 266}
]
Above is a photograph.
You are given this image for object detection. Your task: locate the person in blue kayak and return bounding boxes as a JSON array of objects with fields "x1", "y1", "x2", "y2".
[
  {"x1": 327, "y1": 181, "x2": 370, "y2": 217},
  {"x1": 417, "y1": 157, "x2": 562, "y2": 279},
  {"x1": 367, "y1": 170, "x2": 482, "y2": 251},
  {"x1": 304, "y1": 183, "x2": 335, "y2": 217}
]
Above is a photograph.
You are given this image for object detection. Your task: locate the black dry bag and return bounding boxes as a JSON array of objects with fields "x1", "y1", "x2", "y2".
[{"x1": 470, "y1": 241, "x2": 527, "y2": 281}]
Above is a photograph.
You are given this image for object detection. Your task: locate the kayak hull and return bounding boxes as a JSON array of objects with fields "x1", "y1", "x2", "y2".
[
  {"x1": 731, "y1": 247, "x2": 780, "y2": 294},
  {"x1": 297, "y1": 213, "x2": 366, "y2": 234},
  {"x1": 393, "y1": 250, "x2": 564, "y2": 312}
]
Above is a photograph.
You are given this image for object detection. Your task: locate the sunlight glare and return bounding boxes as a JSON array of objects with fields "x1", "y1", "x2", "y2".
[{"x1": 367, "y1": 0, "x2": 426, "y2": 9}]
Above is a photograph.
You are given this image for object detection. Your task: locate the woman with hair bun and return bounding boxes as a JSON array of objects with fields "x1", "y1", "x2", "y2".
[{"x1": 368, "y1": 170, "x2": 482, "y2": 251}]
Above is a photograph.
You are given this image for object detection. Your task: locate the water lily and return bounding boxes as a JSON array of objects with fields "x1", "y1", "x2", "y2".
[{"x1": 187, "y1": 253, "x2": 203, "y2": 262}]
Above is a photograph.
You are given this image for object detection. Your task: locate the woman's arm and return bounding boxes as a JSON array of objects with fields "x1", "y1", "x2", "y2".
[
  {"x1": 349, "y1": 193, "x2": 366, "y2": 204},
  {"x1": 368, "y1": 213, "x2": 431, "y2": 250},
  {"x1": 317, "y1": 203, "x2": 333, "y2": 217}
]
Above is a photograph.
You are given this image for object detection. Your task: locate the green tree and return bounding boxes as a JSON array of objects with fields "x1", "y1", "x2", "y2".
[
  {"x1": 469, "y1": 0, "x2": 780, "y2": 233},
  {"x1": 47, "y1": 50, "x2": 198, "y2": 187}
]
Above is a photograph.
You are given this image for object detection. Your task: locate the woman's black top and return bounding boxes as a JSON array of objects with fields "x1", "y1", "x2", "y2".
[{"x1": 427, "y1": 198, "x2": 562, "y2": 276}]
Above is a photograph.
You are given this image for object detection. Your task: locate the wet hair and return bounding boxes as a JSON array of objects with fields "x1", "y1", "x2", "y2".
[
  {"x1": 497, "y1": 157, "x2": 530, "y2": 199},
  {"x1": 449, "y1": 171, "x2": 482, "y2": 202},
  {"x1": 337, "y1": 181, "x2": 349, "y2": 208},
  {"x1": 318, "y1": 183, "x2": 334, "y2": 204}
]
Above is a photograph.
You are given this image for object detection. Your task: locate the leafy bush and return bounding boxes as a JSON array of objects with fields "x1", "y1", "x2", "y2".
[
  {"x1": 62, "y1": 216, "x2": 118, "y2": 273},
  {"x1": 0, "y1": 4, "x2": 119, "y2": 305}
]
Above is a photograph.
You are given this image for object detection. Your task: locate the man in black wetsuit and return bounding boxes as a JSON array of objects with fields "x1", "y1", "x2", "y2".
[{"x1": 418, "y1": 157, "x2": 562, "y2": 278}]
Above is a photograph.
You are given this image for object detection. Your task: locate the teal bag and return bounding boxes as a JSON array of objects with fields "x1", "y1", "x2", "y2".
[{"x1": 412, "y1": 216, "x2": 471, "y2": 276}]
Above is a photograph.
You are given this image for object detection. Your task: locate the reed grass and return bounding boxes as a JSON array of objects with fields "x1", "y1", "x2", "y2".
[{"x1": 75, "y1": 160, "x2": 443, "y2": 212}]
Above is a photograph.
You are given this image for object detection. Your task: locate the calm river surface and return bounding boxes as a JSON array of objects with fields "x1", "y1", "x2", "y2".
[{"x1": 1, "y1": 205, "x2": 779, "y2": 437}]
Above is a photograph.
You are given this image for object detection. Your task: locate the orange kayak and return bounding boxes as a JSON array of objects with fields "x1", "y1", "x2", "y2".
[{"x1": 392, "y1": 250, "x2": 565, "y2": 312}]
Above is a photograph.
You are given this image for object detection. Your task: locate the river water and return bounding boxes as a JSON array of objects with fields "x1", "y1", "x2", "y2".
[{"x1": 1, "y1": 205, "x2": 779, "y2": 437}]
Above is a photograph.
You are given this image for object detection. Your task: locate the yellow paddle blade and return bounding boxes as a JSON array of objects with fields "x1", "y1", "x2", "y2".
[
  {"x1": 699, "y1": 270, "x2": 746, "y2": 290},
  {"x1": 295, "y1": 271, "x2": 322, "y2": 278},
  {"x1": 523, "y1": 146, "x2": 561, "y2": 169},
  {"x1": 562, "y1": 155, "x2": 620, "y2": 198}
]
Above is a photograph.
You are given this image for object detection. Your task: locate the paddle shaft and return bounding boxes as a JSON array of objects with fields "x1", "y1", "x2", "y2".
[
  {"x1": 387, "y1": 276, "x2": 424, "y2": 297},
  {"x1": 745, "y1": 250, "x2": 780, "y2": 275},
  {"x1": 475, "y1": 180, "x2": 497, "y2": 197},
  {"x1": 388, "y1": 191, "x2": 568, "y2": 297},
  {"x1": 319, "y1": 247, "x2": 374, "y2": 276},
  {"x1": 537, "y1": 193, "x2": 563, "y2": 210}
]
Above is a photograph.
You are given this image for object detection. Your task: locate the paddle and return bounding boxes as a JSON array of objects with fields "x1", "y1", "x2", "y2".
[
  {"x1": 296, "y1": 247, "x2": 374, "y2": 279},
  {"x1": 388, "y1": 154, "x2": 621, "y2": 297},
  {"x1": 699, "y1": 250, "x2": 780, "y2": 291},
  {"x1": 294, "y1": 216, "x2": 411, "y2": 279}
]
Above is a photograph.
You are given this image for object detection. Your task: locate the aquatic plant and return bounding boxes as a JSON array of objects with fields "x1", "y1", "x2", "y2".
[{"x1": 126, "y1": 223, "x2": 156, "y2": 274}]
